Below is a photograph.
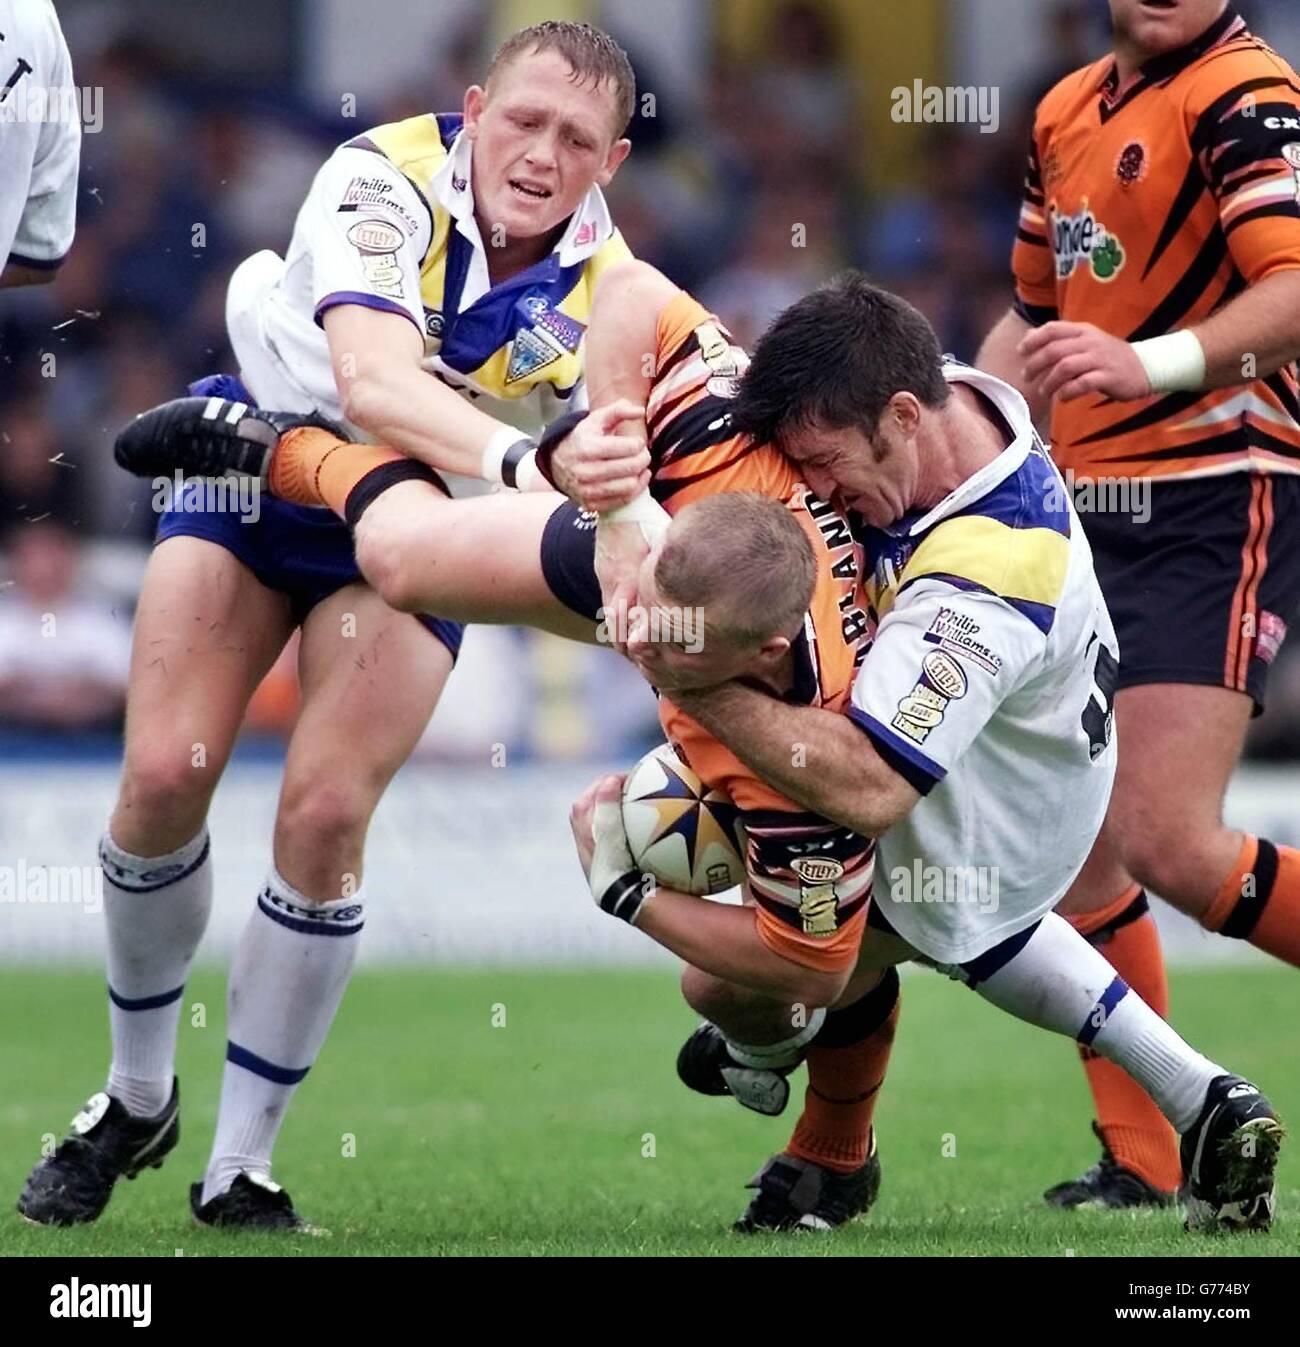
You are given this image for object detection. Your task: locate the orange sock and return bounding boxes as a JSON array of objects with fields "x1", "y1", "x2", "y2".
[
  {"x1": 787, "y1": 967, "x2": 898, "y2": 1174},
  {"x1": 1069, "y1": 886, "x2": 1181, "y2": 1193},
  {"x1": 268, "y1": 428, "x2": 409, "y2": 517},
  {"x1": 1202, "y1": 834, "x2": 1300, "y2": 966}
]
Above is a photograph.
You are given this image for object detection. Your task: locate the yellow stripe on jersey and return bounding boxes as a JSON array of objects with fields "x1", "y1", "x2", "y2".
[
  {"x1": 366, "y1": 115, "x2": 452, "y2": 312},
  {"x1": 882, "y1": 515, "x2": 1070, "y2": 619}
]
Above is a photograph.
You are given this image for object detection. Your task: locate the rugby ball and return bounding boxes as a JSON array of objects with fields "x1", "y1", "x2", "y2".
[{"x1": 621, "y1": 743, "x2": 744, "y2": 896}]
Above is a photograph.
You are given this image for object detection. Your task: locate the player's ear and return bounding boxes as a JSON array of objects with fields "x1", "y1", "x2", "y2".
[
  {"x1": 758, "y1": 634, "x2": 791, "y2": 662},
  {"x1": 596, "y1": 137, "x2": 632, "y2": 186},
  {"x1": 463, "y1": 84, "x2": 487, "y2": 137},
  {"x1": 889, "y1": 391, "x2": 923, "y2": 438}
]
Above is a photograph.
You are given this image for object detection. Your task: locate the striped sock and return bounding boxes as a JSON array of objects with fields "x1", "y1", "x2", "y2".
[
  {"x1": 201, "y1": 869, "x2": 364, "y2": 1205},
  {"x1": 1068, "y1": 888, "x2": 1180, "y2": 1192},
  {"x1": 1203, "y1": 834, "x2": 1300, "y2": 968},
  {"x1": 968, "y1": 913, "x2": 1220, "y2": 1134},
  {"x1": 101, "y1": 829, "x2": 212, "y2": 1118}
]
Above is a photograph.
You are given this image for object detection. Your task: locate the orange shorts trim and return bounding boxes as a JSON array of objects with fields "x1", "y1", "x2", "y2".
[{"x1": 755, "y1": 905, "x2": 867, "y2": 975}]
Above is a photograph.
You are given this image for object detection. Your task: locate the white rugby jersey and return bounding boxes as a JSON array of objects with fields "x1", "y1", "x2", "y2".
[
  {"x1": 851, "y1": 363, "x2": 1118, "y2": 965},
  {"x1": 225, "y1": 112, "x2": 630, "y2": 441},
  {"x1": 0, "y1": 0, "x2": 80, "y2": 274}
]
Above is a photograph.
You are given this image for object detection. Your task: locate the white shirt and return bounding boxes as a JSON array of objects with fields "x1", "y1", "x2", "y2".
[
  {"x1": 0, "y1": 0, "x2": 79, "y2": 272},
  {"x1": 851, "y1": 365, "x2": 1119, "y2": 964}
]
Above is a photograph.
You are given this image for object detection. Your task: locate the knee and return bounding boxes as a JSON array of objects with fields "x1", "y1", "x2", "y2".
[
  {"x1": 119, "y1": 745, "x2": 220, "y2": 820},
  {"x1": 354, "y1": 518, "x2": 422, "y2": 614},
  {"x1": 1116, "y1": 816, "x2": 1217, "y2": 906},
  {"x1": 680, "y1": 965, "x2": 739, "y2": 1021},
  {"x1": 276, "y1": 775, "x2": 373, "y2": 859}
]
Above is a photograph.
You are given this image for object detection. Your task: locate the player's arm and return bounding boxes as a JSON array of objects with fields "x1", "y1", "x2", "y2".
[
  {"x1": 659, "y1": 688, "x2": 918, "y2": 840},
  {"x1": 976, "y1": 308, "x2": 1050, "y2": 424},
  {"x1": 662, "y1": 577, "x2": 1049, "y2": 839},
  {"x1": 976, "y1": 125, "x2": 1054, "y2": 421},
  {"x1": 322, "y1": 303, "x2": 544, "y2": 483},
  {"x1": 569, "y1": 775, "x2": 850, "y2": 1007}
]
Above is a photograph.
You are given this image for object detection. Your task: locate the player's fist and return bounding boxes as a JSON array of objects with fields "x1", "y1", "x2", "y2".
[
  {"x1": 1018, "y1": 321, "x2": 1152, "y2": 404},
  {"x1": 551, "y1": 400, "x2": 651, "y2": 512}
]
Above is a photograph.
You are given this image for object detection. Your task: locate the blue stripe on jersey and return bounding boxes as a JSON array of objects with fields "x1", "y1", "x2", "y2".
[
  {"x1": 227, "y1": 1042, "x2": 310, "y2": 1086},
  {"x1": 847, "y1": 706, "x2": 947, "y2": 784},
  {"x1": 953, "y1": 446, "x2": 1071, "y2": 539},
  {"x1": 897, "y1": 571, "x2": 1058, "y2": 637},
  {"x1": 434, "y1": 112, "x2": 464, "y2": 149},
  {"x1": 1076, "y1": 975, "x2": 1130, "y2": 1046},
  {"x1": 314, "y1": 289, "x2": 421, "y2": 334},
  {"x1": 108, "y1": 983, "x2": 185, "y2": 1012}
]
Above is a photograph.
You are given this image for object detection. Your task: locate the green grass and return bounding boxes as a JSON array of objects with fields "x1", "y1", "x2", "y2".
[{"x1": 1, "y1": 964, "x2": 1297, "y2": 1256}]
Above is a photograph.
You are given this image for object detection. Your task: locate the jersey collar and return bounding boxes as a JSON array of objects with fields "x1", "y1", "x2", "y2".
[
  {"x1": 885, "y1": 364, "x2": 1036, "y2": 540},
  {"x1": 428, "y1": 129, "x2": 617, "y2": 306},
  {"x1": 1098, "y1": 4, "x2": 1245, "y2": 108}
]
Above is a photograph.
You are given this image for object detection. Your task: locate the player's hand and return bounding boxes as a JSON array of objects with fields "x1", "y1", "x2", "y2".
[
  {"x1": 550, "y1": 400, "x2": 651, "y2": 512},
  {"x1": 569, "y1": 772, "x2": 631, "y2": 885},
  {"x1": 595, "y1": 520, "x2": 649, "y2": 656},
  {"x1": 1018, "y1": 321, "x2": 1153, "y2": 403}
]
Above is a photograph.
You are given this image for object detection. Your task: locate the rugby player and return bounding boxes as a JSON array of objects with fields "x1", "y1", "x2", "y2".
[
  {"x1": 0, "y1": 0, "x2": 80, "y2": 288},
  {"x1": 562, "y1": 269, "x2": 1282, "y2": 1234},
  {"x1": 114, "y1": 262, "x2": 1285, "y2": 1233},
  {"x1": 19, "y1": 20, "x2": 636, "y2": 1231},
  {"x1": 977, "y1": 0, "x2": 1300, "y2": 1208}
]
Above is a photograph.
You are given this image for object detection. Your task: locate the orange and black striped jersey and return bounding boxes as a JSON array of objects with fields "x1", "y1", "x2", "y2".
[
  {"x1": 649, "y1": 291, "x2": 875, "y2": 973},
  {"x1": 1013, "y1": 5, "x2": 1300, "y2": 481}
]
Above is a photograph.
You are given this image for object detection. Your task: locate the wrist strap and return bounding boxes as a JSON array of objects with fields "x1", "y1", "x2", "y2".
[
  {"x1": 599, "y1": 870, "x2": 649, "y2": 925},
  {"x1": 481, "y1": 425, "x2": 538, "y2": 486},
  {"x1": 1131, "y1": 330, "x2": 1206, "y2": 393}
]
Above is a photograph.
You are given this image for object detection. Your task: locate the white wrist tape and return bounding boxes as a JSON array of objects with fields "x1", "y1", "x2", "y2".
[
  {"x1": 602, "y1": 489, "x2": 671, "y2": 546},
  {"x1": 724, "y1": 1009, "x2": 828, "y2": 1070},
  {"x1": 513, "y1": 448, "x2": 543, "y2": 493},
  {"x1": 1131, "y1": 330, "x2": 1206, "y2": 394},
  {"x1": 480, "y1": 425, "x2": 537, "y2": 485}
]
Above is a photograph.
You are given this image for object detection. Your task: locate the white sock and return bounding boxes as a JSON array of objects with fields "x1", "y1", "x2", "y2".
[
  {"x1": 201, "y1": 868, "x2": 364, "y2": 1205},
  {"x1": 967, "y1": 913, "x2": 1222, "y2": 1134},
  {"x1": 723, "y1": 1008, "x2": 827, "y2": 1068},
  {"x1": 101, "y1": 829, "x2": 213, "y2": 1118}
]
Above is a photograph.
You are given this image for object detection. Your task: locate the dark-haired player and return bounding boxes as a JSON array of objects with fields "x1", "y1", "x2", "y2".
[{"x1": 978, "y1": 0, "x2": 1300, "y2": 1209}]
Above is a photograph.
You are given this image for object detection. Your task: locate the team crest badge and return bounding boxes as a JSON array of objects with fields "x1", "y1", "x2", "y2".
[
  {"x1": 1115, "y1": 141, "x2": 1147, "y2": 188},
  {"x1": 506, "y1": 296, "x2": 586, "y2": 385}
]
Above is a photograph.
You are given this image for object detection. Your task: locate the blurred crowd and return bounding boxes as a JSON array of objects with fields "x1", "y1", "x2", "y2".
[{"x1": 3, "y1": 0, "x2": 1300, "y2": 757}]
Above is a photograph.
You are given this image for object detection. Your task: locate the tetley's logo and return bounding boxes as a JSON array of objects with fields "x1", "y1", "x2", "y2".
[{"x1": 1050, "y1": 201, "x2": 1125, "y2": 283}]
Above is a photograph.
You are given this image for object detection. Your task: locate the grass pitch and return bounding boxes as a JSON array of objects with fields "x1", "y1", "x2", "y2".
[{"x1": 0, "y1": 964, "x2": 1297, "y2": 1257}]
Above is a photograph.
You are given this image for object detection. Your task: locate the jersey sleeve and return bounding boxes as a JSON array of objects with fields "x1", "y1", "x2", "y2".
[
  {"x1": 646, "y1": 291, "x2": 793, "y2": 509},
  {"x1": 1191, "y1": 49, "x2": 1300, "y2": 284},
  {"x1": 1011, "y1": 122, "x2": 1059, "y2": 326},
  {"x1": 740, "y1": 807, "x2": 873, "y2": 975},
  {"x1": 2, "y1": 2, "x2": 80, "y2": 270},
  {"x1": 307, "y1": 145, "x2": 432, "y2": 337},
  {"x1": 849, "y1": 579, "x2": 1047, "y2": 793}
]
